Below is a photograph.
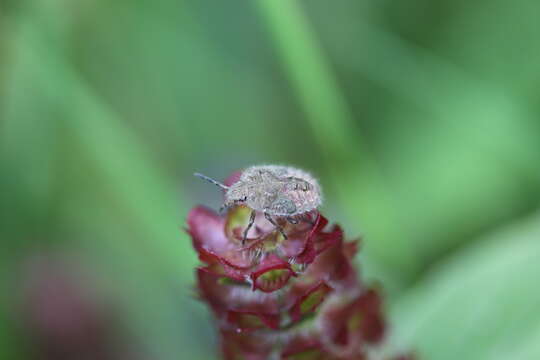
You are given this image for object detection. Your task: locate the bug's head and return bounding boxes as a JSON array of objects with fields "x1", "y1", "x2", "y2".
[{"x1": 224, "y1": 183, "x2": 249, "y2": 203}]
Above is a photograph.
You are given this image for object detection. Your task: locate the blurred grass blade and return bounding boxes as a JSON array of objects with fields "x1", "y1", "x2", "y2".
[
  {"x1": 255, "y1": 0, "x2": 414, "y2": 284},
  {"x1": 1, "y1": 15, "x2": 209, "y2": 359},
  {"x1": 390, "y1": 212, "x2": 540, "y2": 360},
  {"x1": 8, "y1": 20, "x2": 190, "y2": 275}
]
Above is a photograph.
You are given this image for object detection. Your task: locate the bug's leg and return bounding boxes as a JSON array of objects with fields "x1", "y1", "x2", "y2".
[
  {"x1": 299, "y1": 213, "x2": 315, "y2": 225},
  {"x1": 286, "y1": 216, "x2": 298, "y2": 224},
  {"x1": 219, "y1": 203, "x2": 229, "y2": 215},
  {"x1": 264, "y1": 210, "x2": 288, "y2": 240},
  {"x1": 242, "y1": 210, "x2": 257, "y2": 245}
]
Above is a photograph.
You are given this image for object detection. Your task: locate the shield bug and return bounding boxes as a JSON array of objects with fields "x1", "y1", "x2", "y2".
[{"x1": 194, "y1": 165, "x2": 322, "y2": 243}]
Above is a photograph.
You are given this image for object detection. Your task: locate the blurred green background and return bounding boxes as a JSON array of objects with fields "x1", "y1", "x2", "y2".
[{"x1": 1, "y1": 0, "x2": 540, "y2": 359}]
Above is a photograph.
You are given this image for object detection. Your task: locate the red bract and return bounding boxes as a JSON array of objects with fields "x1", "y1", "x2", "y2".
[
  {"x1": 318, "y1": 289, "x2": 385, "y2": 358},
  {"x1": 188, "y1": 170, "x2": 411, "y2": 359},
  {"x1": 288, "y1": 281, "x2": 333, "y2": 322}
]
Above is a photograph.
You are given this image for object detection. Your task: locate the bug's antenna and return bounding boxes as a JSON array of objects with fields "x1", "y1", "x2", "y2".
[{"x1": 194, "y1": 173, "x2": 229, "y2": 190}]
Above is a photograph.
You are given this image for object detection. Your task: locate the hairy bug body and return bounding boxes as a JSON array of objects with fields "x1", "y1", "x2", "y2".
[{"x1": 195, "y1": 165, "x2": 322, "y2": 243}]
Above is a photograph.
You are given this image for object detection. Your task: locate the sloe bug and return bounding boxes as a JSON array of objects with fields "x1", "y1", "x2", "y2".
[{"x1": 194, "y1": 165, "x2": 322, "y2": 244}]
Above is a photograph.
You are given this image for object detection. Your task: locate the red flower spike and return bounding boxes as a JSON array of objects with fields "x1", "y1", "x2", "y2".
[
  {"x1": 221, "y1": 330, "x2": 273, "y2": 360},
  {"x1": 314, "y1": 224, "x2": 343, "y2": 255},
  {"x1": 226, "y1": 310, "x2": 280, "y2": 331},
  {"x1": 197, "y1": 269, "x2": 281, "y2": 325},
  {"x1": 302, "y1": 238, "x2": 358, "y2": 290},
  {"x1": 318, "y1": 289, "x2": 386, "y2": 358},
  {"x1": 281, "y1": 335, "x2": 330, "y2": 360},
  {"x1": 355, "y1": 289, "x2": 386, "y2": 344},
  {"x1": 187, "y1": 169, "x2": 412, "y2": 359},
  {"x1": 289, "y1": 281, "x2": 333, "y2": 322},
  {"x1": 250, "y1": 254, "x2": 296, "y2": 292},
  {"x1": 342, "y1": 239, "x2": 360, "y2": 260},
  {"x1": 188, "y1": 206, "x2": 254, "y2": 269},
  {"x1": 283, "y1": 212, "x2": 322, "y2": 265},
  {"x1": 198, "y1": 262, "x2": 247, "y2": 283}
]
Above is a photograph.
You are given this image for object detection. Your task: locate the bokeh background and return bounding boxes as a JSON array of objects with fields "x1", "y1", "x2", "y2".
[{"x1": 2, "y1": 1, "x2": 540, "y2": 359}]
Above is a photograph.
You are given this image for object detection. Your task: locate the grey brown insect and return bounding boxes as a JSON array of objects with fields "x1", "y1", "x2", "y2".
[{"x1": 194, "y1": 165, "x2": 322, "y2": 244}]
